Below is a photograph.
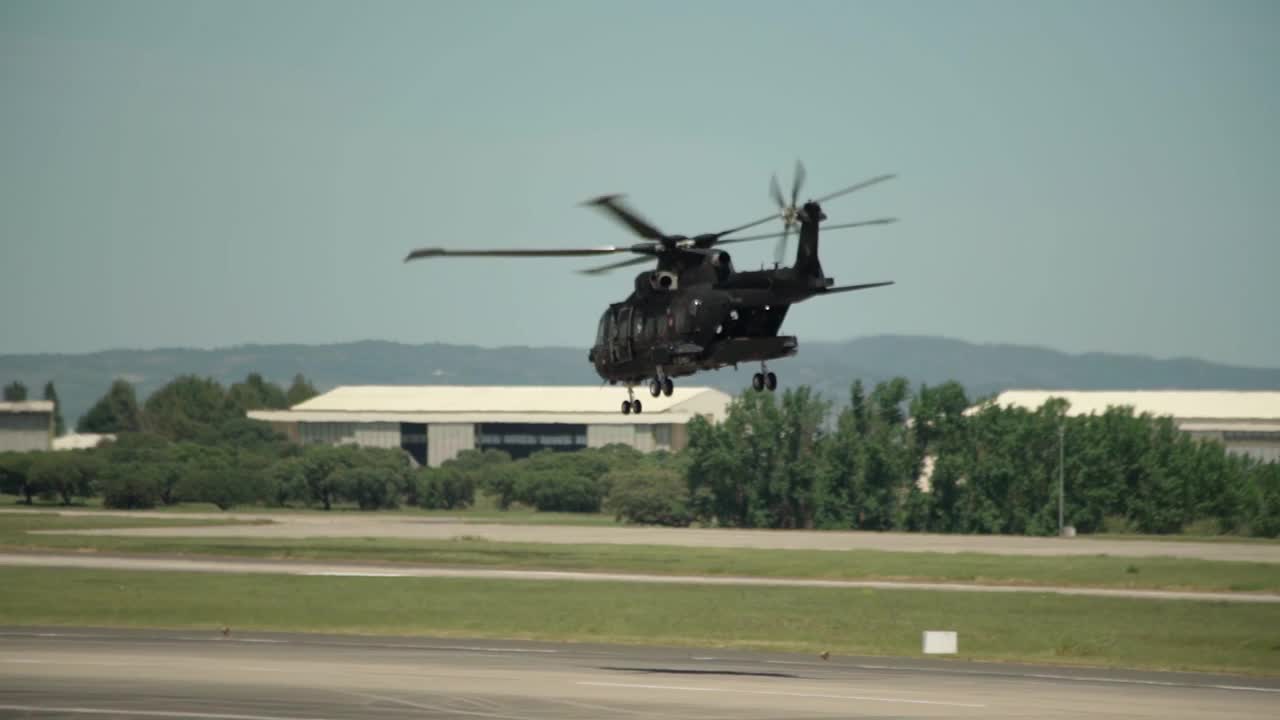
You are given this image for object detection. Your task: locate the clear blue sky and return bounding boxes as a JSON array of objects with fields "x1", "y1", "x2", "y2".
[{"x1": 2, "y1": 0, "x2": 1276, "y2": 366}]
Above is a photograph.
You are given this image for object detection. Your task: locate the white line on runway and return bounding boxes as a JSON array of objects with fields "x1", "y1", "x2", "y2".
[
  {"x1": 302, "y1": 571, "x2": 407, "y2": 577},
  {"x1": 576, "y1": 680, "x2": 987, "y2": 708},
  {"x1": 0, "y1": 705, "x2": 339, "y2": 720},
  {"x1": 762, "y1": 660, "x2": 1280, "y2": 694}
]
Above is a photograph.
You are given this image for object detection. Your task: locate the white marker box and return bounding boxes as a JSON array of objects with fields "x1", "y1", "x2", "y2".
[{"x1": 922, "y1": 631, "x2": 958, "y2": 654}]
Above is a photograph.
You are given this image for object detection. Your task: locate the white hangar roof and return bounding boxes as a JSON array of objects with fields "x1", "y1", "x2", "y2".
[
  {"x1": 980, "y1": 390, "x2": 1280, "y2": 429},
  {"x1": 0, "y1": 401, "x2": 55, "y2": 414},
  {"x1": 247, "y1": 385, "x2": 733, "y2": 426}
]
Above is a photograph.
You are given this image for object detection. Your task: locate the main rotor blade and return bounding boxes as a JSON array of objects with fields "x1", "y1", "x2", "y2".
[
  {"x1": 813, "y1": 173, "x2": 897, "y2": 204},
  {"x1": 773, "y1": 225, "x2": 790, "y2": 266},
  {"x1": 714, "y1": 218, "x2": 899, "y2": 246},
  {"x1": 582, "y1": 194, "x2": 667, "y2": 241},
  {"x1": 822, "y1": 281, "x2": 895, "y2": 295},
  {"x1": 577, "y1": 254, "x2": 654, "y2": 275},
  {"x1": 404, "y1": 245, "x2": 639, "y2": 262}
]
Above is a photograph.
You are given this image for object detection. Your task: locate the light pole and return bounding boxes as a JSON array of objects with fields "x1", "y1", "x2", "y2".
[{"x1": 1058, "y1": 422, "x2": 1065, "y2": 536}]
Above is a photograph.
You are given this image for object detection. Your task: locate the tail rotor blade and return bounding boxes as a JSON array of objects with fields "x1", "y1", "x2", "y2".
[
  {"x1": 769, "y1": 174, "x2": 786, "y2": 210},
  {"x1": 790, "y1": 160, "x2": 806, "y2": 208}
]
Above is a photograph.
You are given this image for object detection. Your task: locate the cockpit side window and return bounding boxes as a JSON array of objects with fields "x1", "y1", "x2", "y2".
[{"x1": 596, "y1": 313, "x2": 609, "y2": 346}]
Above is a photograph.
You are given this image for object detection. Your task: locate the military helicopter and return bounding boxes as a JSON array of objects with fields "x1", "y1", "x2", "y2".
[{"x1": 405, "y1": 163, "x2": 896, "y2": 414}]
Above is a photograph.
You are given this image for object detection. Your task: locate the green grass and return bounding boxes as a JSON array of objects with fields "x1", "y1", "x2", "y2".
[
  {"x1": 0, "y1": 512, "x2": 268, "y2": 543},
  {"x1": 1, "y1": 493, "x2": 617, "y2": 526},
  {"x1": 3, "y1": 566, "x2": 1277, "y2": 676},
  {"x1": 3, "y1": 512, "x2": 1277, "y2": 593}
]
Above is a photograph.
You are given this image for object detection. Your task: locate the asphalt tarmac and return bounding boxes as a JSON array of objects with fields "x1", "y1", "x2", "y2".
[
  {"x1": 19, "y1": 509, "x2": 1280, "y2": 563},
  {"x1": 1, "y1": 628, "x2": 1277, "y2": 719}
]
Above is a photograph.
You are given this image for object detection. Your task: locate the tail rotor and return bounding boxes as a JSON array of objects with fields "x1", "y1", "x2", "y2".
[{"x1": 770, "y1": 160, "x2": 807, "y2": 266}]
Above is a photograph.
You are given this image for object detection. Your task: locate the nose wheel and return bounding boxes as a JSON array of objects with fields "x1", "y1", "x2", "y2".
[{"x1": 622, "y1": 386, "x2": 642, "y2": 414}]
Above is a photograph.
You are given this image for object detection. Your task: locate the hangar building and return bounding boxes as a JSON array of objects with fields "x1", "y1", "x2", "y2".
[
  {"x1": 984, "y1": 390, "x2": 1280, "y2": 463},
  {"x1": 0, "y1": 401, "x2": 54, "y2": 453},
  {"x1": 247, "y1": 385, "x2": 733, "y2": 467}
]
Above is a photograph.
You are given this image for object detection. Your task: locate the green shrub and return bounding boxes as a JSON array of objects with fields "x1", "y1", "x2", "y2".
[{"x1": 604, "y1": 466, "x2": 692, "y2": 526}]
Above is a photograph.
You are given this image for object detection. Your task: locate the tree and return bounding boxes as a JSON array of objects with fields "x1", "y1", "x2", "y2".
[
  {"x1": 27, "y1": 452, "x2": 98, "y2": 505},
  {"x1": 1249, "y1": 463, "x2": 1280, "y2": 538},
  {"x1": 228, "y1": 373, "x2": 289, "y2": 412},
  {"x1": 77, "y1": 379, "x2": 142, "y2": 433},
  {"x1": 686, "y1": 387, "x2": 831, "y2": 529},
  {"x1": 3, "y1": 381, "x2": 27, "y2": 402},
  {"x1": 0, "y1": 452, "x2": 36, "y2": 504},
  {"x1": 141, "y1": 375, "x2": 240, "y2": 441},
  {"x1": 98, "y1": 463, "x2": 163, "y2": 509},
  {"x1": 286, "y1": 374, "x2": 319, "y2": 406},
  {"x1": 605, "y1": 465, "x2": 691, "y2": 526},
  {"x1": 42, "y1": 382, "x2": 66, "y2": 436},
  {"x1": 174, "y1": 446, "x2": 255, "y2": 510}
]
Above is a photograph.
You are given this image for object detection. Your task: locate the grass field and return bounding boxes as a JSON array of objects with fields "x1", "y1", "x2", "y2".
[
  {"x1": 0, "y1": 513, "x2": 268, "y2": 541},
  {"x1": 1, "y1": 494, "x2": 618, "y2": 526},
  {"x1": 4, "y1": 513, "x2": 1278, "y2": 593},
  {"x1": 2, "y1": 566, "x2": 1277, "y2": 676}
]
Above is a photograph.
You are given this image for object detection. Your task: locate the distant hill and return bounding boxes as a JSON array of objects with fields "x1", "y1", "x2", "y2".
[{"x1": 4, "y1": 335, "x2": 1279, "y2": 429}]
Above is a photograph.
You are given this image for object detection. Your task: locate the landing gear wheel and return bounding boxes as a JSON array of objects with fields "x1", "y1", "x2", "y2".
[
  {"x1": 765, "y1": 372, "x2": 778, "y2": 392},
  {"x1": 632, "y1": 399, "x2": 643, "y2": 414},
  {"x1": 752, "y1": 373, "x2": 765, "y2": 392},
  {"x1": 622, "y1": 400, "x2": 632, "y2": 415},
  {"x1": 649, "y1": 379, "x2": 661, "y2": 397},
  {"x1": 662, "y1": 377, "x2": 674, "y2": 397}
]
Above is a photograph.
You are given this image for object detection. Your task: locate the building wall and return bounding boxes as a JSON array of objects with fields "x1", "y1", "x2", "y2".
[
  {"x1": 1185, "y1": 428, "x2": 1280, "y2": 463},
  {"x1": 428, "y1": 423, "x2": 476, "y2": 467},
  {"x1": 669, "y1": 423, "x2": 689, "y2": 453},
  {"x1": 587, "y1": 424, "x2": 635, "y2": 448},
  {"x1": 353, "y1": 422, "x2": 400, "y2": 449},
  {"x1": 0, "y1": 412, "x2": 52, "y2": 452}
]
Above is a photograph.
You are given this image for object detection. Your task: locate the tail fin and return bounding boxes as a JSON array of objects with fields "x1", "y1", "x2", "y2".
[{"x1": 795, "y1": 201, "x2": 826, "y2": 278}]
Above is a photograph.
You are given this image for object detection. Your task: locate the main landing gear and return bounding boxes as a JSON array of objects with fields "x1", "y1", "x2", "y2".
[
  {"x1": 648, "y1": 373, "x2": 674, "y2": 398},
  {"x1": 751, "y1": 363, "x2": 778, "y2": 393},
  {"x1": 622, "y1": 386, "x2": 642, "y2": 415}
]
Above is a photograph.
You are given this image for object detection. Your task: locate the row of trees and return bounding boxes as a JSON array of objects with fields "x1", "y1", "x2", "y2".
[
  {"x1": 74, "y1": 373, "x2": 319, "y2": 438},
  {"x1": 683, "y1": 380, "x2": 1280, "y2": 536},
  {"x1": 3, "y1": 372, "x2": 1277, "y2": 536},
  {"x1": 0, "y1": 433, "x2": 666, "y2": 515}
]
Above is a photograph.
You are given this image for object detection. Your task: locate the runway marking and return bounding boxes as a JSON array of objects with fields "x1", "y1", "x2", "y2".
[
  {"x1": 302, "y1": 571, "x2": 408, "y2": 577},
  {"x1": 1210, "y1": 685, "x2": 1280, "y2": 693},
  {"x1": 763, "y1": 660, "x2": 1280, "y2": 694},
  {"x1": 0, "y1": 705, "x2": 339, "y2": 720},
  {"x1": 346, "y1": 691, "x2": 535, "y2": 720},
  {"x1": 576, "y1": 680, "x2": 987, "y2": 708}
]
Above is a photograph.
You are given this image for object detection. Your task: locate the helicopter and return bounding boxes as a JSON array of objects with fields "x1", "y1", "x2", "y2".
[{"x1": 405, "y1": 163, "x2": 896, "y2": 414}]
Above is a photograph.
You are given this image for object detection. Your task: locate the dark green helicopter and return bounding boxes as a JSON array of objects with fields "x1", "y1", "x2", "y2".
[{"x1": 405, "y1": 163, "x2": 896, "y2": 414}]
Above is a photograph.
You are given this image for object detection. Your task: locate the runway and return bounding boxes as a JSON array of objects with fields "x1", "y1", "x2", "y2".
[
  {"x1": 19, "y1": 509, "x2": 1280, "y2": 563},
  {"x1": 4, "y1": 551, "x2": 1278, "y2": 603},
  {"x1": 1, "y1": 628, "x2": 1277, "y2": 719}
]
